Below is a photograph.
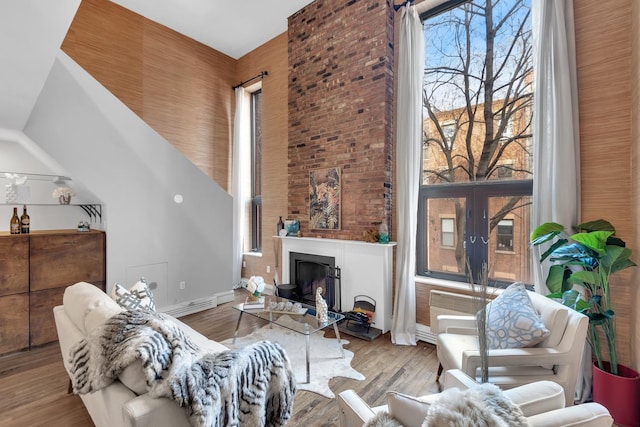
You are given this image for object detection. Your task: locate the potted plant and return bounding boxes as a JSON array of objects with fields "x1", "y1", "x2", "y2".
[{"x1": 531, "y1": 219, "x2": 639, "y2": 425}]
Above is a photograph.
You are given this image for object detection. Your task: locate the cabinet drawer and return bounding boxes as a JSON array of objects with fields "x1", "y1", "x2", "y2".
[
  {"x1": 0, "y1": 293, "x2": 29, "y2": 354},
  {"x1": 0, "y1": 235, "x2": 29, "y2": 296},
  {"x1": 30, "y1": 231, "x2": 105, "y2": 291},
  {"x1": 30, "y1": 287, "x2": 66, "y2": 347}
]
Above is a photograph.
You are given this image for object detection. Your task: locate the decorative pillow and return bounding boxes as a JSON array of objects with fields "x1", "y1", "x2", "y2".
[
  {"x1": 111, "y1": 278, "x2": 156, "y2": 312},
  {"x1": 481, "y1": 282, "x2": 549, "y2": 349},
  {"x1": 386, "y1": 391, "x2": 431, "y2": 427}
]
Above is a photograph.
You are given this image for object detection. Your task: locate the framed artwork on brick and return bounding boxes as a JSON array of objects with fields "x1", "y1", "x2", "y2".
[{"x1": 309, "y1": 167, "x2": 341, "y2": 230}]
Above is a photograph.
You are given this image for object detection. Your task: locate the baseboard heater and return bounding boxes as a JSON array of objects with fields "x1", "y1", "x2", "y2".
[
  {"x1": 162, "y1": 296, "x2": 218, "y2": 318},
  {"x1": 420, "y1": 290, "x2": 477, "y2": 344}
]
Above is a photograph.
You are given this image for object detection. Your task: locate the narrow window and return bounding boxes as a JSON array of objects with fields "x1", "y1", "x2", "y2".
[
  {"x1": 496, "y1": 219, "x2": 514, "y2": 251},
  {"x1": 441, "y1": 218, "x2": 455, "y2": 247},
  {"x1": 250, "y1": 90, "x2": 262, "y2": 252}
]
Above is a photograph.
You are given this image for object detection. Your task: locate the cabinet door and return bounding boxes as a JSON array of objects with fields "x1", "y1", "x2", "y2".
[
  {"x1": 30, "y1": 231, "x2": 105, "y2": 291},
  {"x1": 30, "y1": 287, "x2": 65, "y2": 346},
  {"x1": 0, "y1": 293, "x2": 29, "y2": 354},
  {"x1": 0, "y1": 235, "x2": 29, "y2": 296}
]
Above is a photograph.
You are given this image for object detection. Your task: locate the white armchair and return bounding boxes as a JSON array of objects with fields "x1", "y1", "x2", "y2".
[
  {"x1": 435, "y1": 289, "x2": 589, "y2": 406},
  {"x1": 337, "y1": 369, "x2": 612, "y2": 427}
]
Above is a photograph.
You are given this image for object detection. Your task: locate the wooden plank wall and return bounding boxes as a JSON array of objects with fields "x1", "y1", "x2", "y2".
[
  {"x1": 632, "y1": 0, "x2": 640, "y2": 372},
  {"x1": 61, "y1": 0, "x2": 236, "y2": 190},
  {"x1": 574, "y1": 0, "x2": 635, "y2": 369},
  {"x1": 236, "y1": 34, "x2": 289, "y2": 283}
]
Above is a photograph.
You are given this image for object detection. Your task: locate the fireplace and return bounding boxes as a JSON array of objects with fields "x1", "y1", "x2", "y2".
[
  {"x1": 280, "y1": 236, "x2": 395, "y2": 333},
  {"x1": 289, "y1": 252, "x2": 341, "y2": 312}
]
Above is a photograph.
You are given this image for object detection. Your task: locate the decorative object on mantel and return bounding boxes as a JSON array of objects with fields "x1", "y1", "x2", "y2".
[
  {"x1": 77, "y1": 220, "x2": 91, "y2": 232},
  {"x1": 315, "y1": 287, "x2": 329, "y2": 322},
  {"x1": 363, "y1": 228, "x2": 379, "y2": 243},
  {"x1": 309, "y1": 166, "x2": 341, "y2": 230},
  {"x1": 378, "y1": 222, "x2": 389, "y2": 243},
  {"x1": 284, "y1": 219, "x2": 300, "y2": 237},
  {"x1": 53, "y1": 186, "x2": 76, "y2": 204}
]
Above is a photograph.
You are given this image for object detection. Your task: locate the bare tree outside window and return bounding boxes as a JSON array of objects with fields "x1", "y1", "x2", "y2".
[{"x1": 418, "y1": 0, "x2": 533, "y2": 285}]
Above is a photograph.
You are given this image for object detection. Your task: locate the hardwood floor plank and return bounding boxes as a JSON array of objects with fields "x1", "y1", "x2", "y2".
[{"x1": 0, "y1": 290, "x2": 440, "y2": 426}]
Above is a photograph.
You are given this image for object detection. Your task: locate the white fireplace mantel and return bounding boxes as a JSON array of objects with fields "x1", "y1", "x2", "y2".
[{"x1": 279, "y1": 236, "x2": 396, "y2": 333}]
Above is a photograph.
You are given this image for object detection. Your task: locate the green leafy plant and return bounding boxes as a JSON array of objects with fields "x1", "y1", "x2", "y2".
[{"x1": 530, "y1": 219, "x2": 636, "y2": 375}]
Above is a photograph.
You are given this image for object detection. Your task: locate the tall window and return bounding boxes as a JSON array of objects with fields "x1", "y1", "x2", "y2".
[
  {"x1": 417, "y1": 0, "x2": 533, "y2": 286},
  {"x1": 250, "y1": 90, "x2": 262, "y2": 252}
]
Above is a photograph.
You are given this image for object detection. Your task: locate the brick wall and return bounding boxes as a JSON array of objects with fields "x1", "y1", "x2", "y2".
[{"x1": 288, "y1": 0, "x2": 395, "y2": 241}]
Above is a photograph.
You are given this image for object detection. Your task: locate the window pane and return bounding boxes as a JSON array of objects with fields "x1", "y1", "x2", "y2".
[
  {"x1": 425, "y1": 197, "x2": 466, "y2": 277},
  {"x1": 422, "y1": 0, "x2": 533, "y2": 186},
  {"x1": 418, "y1": 0, "x2": 533, "y2": 287},
  {"x1": 441, "y1": 218, "x2": 455, "y2": 247},
  {"x1": 487, "y1": 195, "x2": 532, "y2": 283}
]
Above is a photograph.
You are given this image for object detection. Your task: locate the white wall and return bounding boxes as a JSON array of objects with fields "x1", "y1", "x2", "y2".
[{"x1": 21, "y1": 51, "x2": 233, "y2": 309}]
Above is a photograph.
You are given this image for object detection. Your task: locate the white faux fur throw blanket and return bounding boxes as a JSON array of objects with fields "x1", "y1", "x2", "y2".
[
  {"x1": 69, "y1": 310, "x2": 296, "y2": 427},
  {"x1": 365, "y1": 383, "x2": 528, "y2": 427}
]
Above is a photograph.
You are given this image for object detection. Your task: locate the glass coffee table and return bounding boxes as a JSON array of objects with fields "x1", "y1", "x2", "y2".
[{"x1": 232, "y1": 295, "x2": 345, "y2": 384}]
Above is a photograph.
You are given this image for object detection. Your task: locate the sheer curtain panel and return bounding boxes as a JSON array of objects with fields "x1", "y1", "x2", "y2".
[
  {"x1": 531, "y1": 0, "x2": 580, "y2": 293},
  {"x1": 392, "y1": 3, "x2": 424, "y2": 346},
  {"x1": 232, "y1": 87, "x2": 247, "y2": 287},
  {"x1": 531, "y1": 0, "x2": 586, "y2": 402}
]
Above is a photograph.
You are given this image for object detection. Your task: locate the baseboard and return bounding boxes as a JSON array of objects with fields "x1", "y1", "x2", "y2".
[
  {"x1": 215, "y1": 289, "x2": 235, "y2": 304},
  {"x1": 161, "y1": 295, "x2": 218, "y2": 318},
  {"x1": 416, "y1": 323, "x2": 436, "y2": 344}
]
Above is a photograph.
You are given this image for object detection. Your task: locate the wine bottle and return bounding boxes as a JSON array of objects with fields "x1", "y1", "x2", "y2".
[
  {"x1": 10, "y1": 207, "x2": 20, "y2": 234},
  {"x1": 277, "y1": 216, "x2": 284, "y2": 235},
  {"x1": 20, "y1": 205, "x2": 30, "y2": 234}
]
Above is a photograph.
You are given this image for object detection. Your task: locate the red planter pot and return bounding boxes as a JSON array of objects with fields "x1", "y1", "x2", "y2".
[{"x1": 592, "y1": 362, "x2": 640, "y2": 427}]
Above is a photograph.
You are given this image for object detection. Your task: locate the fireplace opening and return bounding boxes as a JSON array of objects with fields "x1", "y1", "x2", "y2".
[{"x1": 289, "y1": 252, "x2": 341, "y2": 312}]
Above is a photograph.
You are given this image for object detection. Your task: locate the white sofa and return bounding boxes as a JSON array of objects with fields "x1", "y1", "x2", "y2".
[
  {"x1": 337, "y1": 369, "x2": 613, "y2": 427},
  {"x1": 54, "y1": 282, "x2": 229, "y2": 427}
]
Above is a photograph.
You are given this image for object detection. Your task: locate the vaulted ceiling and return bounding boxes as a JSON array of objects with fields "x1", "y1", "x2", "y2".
[{"x1": 0, "y1": 0, "x2": 314, "y2": 130}]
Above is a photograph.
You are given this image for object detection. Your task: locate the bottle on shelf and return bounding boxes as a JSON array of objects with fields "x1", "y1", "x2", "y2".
[
  {"x1": 277, "y1": 216, "x2": 284, "y2": 236},
  {"x1": 10, "y1": 207, "x2": 20, "y2": 234},
  {"x1": 20, "y1": 205, "x2": 30, "y2": 234}
]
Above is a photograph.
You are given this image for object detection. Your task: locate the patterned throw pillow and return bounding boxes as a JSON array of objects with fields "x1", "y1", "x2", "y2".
[
  {"x1": 111, "y1": 278, "x2": 156, "y2": 312},
  {"x1": 482, "y1": 282, "x2": 549, "y2": 349}
]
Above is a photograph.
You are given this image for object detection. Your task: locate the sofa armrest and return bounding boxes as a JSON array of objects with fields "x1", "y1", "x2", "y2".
[
  {"x1": 437, "y1": 315, "x2": 477, "y2": 334},
  {"x1": 123, "y1": 394, "x2": 191, "y2": 427},
  {"x1": 460, "y1": 347, "x2": 574, "y2": 375},
  {"x1": 526, "y1": 402, "x2": 613, "y2": 427},
  {"x1": 337, "y1": 389, "x2": 378, "y2": 427},
  {"x1": 502, "y1": 380, "x2": 565, "y2": 417}
]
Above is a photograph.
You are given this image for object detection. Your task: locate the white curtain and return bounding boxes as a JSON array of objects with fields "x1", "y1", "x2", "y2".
[
  {"x1": 232, "y1": 87, "x2": 247, "y2": 287},
  {"x1": 391, "y1": 3, "x2": 424, "y2": 346},
  {"x1": 531, "y1": 0, "x2": 580, "y2": 295},
  {"x1": 531, "y1": 0, "x2": 587, "y2": 403}
]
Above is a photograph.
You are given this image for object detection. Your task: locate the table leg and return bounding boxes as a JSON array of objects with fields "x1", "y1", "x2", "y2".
[
  {"x1": 333, "y1": 322, "x2": 346, "y2": 358},
  {"x1": 305, "y1": 332, "x2": 311, "y2": 384},
  {"x1": 232, "y1": 311, "x2": 244, "y2": 344}
]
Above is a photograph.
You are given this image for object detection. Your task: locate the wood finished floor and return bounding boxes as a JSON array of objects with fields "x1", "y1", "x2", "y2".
[{"x1": 0, "y1": 290, "x2": 440, "y2": 427}]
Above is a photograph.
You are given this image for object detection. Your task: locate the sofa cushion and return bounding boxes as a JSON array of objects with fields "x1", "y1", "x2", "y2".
[
  {"x1": 63, "y1": 282, "x2": 122, "y2": 335},
  {"x1": 386, "y1": 391, "x2": 431, "y2": 427},
  {"x1": 528, "y1": 292, "x2": 569, "y2": 348},
  {"x1": 482, "y1": 282, "x2": 550, "y2": 349},
  {"x1": 111, "y1": 279, "x2": 156, "y2": 312}
]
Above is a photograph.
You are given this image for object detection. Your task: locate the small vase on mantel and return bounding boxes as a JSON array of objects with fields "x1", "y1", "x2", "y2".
[{"x1": 58, "y1": 195, "x2": 72, "y2": 205}]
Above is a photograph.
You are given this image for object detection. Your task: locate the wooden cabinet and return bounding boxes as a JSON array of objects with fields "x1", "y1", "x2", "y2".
[
  {"x1": 0, "y1": 230, "x2": 105, "y2": 353},
  {"x1": 0, "y1": 235, "x2": 30, "y2": 354}
]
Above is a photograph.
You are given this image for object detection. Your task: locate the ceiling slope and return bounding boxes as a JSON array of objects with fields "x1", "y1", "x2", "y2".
[{"x1": 0, "y1": 0, "x2": 81, "y2": 130}]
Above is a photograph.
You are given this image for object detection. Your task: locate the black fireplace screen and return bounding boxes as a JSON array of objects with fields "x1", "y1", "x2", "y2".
[{"x1": 289, "y1": 252, "x2": 341, "y2": 312}]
